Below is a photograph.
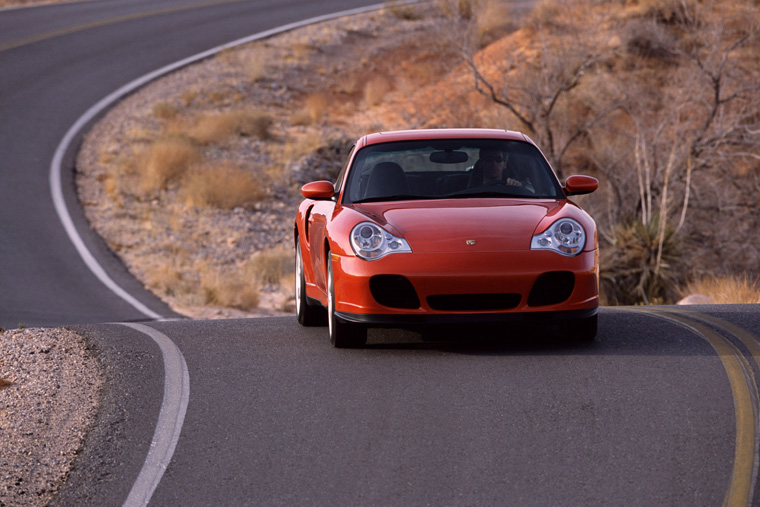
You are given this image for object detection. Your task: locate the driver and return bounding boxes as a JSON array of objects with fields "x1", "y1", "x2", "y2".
[{"x1": 468, "y1": 148, "x2": 533, "y2": 191}]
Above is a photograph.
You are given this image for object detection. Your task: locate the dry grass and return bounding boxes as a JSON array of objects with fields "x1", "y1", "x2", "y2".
[
  {"x1": 247, "y1": 248, "x2": 294, "y2": 287},
  {"x1": 102, "y1": 174, "x2": 121, "y2": 207},
  {"x1": 174, "y1": 110, "x2": 273, "y2": 145},
  {"x1": 180, "y1": 89, "x2": 200, "y2": 107},
  {"x1": 144, "y1": 263, "x2": 195, "y2": 299},
  {"x1": 681, "y1": 276, "x2": 760, "y2": 304},
  {"x1": 152, "y1": 102, "x2": 180, "y2": 120},
  {"x1": 181, "y1": 164, "x2": 266, "y2": 210},
  {"x1": 204, "y1": 87, "x2": 246, "y2": 107},
  {"x1": 138, "y1": 139, "x2": 200, "y2": 193},
  {"x1": 200, "y1": 263, "x2": 260, "y2": 310}
]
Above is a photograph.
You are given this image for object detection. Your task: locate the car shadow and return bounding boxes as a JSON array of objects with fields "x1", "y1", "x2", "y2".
[
  {"x1": 364, "y1": 323, "x2": 596, "y2": 355},
  {"x1": 360, "y1": 308, "x2": 722, "y2": 357}
]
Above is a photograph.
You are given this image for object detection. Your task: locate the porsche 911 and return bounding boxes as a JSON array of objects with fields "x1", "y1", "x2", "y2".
[{"x1": 294, "y1": 128, "x2": 599, "y2": 347}]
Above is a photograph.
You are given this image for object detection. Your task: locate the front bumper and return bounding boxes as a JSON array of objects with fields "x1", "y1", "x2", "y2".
[
  {"x1": 335, "y1": 306, "x2": 598, "y2": 327},
  {"x1": 330, "y1": 249, "x2": 599, "y2": 321}
]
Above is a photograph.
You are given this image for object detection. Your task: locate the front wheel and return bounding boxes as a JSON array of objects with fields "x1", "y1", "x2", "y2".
[
  {"x1": 327, "y1": 257, "x2": 366, "y2": 348},
  {"x1": 295, "y1": 238, "x2": 326, "y2": 326}
]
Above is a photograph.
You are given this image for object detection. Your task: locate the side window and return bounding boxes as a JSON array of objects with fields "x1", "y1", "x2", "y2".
[{"x1": 333, "y1": 145, "x2": 355, "y2": 198}]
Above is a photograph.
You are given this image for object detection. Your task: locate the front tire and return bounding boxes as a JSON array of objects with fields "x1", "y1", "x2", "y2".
[
  {"x1": 327, "y1": 257, "x2": 366, "y2": 348},
  {"x1": 295, "y1": 238, "x2": 326, "y2": 326}
]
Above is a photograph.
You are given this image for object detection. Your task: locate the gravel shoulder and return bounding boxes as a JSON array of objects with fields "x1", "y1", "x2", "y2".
[{"x1": 0, "y1": 328, "x2": 102, "y2": 506}]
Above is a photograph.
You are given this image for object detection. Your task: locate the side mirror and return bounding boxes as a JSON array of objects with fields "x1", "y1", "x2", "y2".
[
  {"x1": 564, "y1": 175, "x2": 598, "y2": 196},
  {"x1": 301, "y1": 180, "x2": 335, "y2": 200}
]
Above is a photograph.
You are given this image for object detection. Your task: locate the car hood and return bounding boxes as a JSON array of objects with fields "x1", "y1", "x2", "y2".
[{"x1": 352, "y1": 199, "x2": 564, "y2": 253}]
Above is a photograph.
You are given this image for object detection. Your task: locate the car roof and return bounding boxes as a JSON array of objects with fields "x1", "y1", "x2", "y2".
[{"x1": 356, "y1": 128, "x2": 531, "y2": 148}]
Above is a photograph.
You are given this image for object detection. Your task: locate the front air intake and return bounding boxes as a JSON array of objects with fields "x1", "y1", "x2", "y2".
[
  {"x1": 528, "y1": 272, "x2": 575, "y2": 306},
  {"x1": 370, "y1": 275, "x2": 421, "y2": 309},
  {"x1": 427, "y1": 293, "x2": 521, "y2": 312}
]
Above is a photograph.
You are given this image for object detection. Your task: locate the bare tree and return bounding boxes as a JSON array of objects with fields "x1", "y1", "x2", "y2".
[
  {"x1": 601, "y1": 0, "x2": 760, "y2": 301},
  {"x1": 461, "y1": 3, "x2": 621, "y2": 178}
]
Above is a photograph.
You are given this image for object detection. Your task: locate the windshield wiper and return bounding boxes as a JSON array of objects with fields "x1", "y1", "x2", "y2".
[
  {"x1": 353, "y1": 195, "x2": 435, "y2": 204},
  {"x1": 448, "y1": 191, "x2": 525, "y2": 199}
]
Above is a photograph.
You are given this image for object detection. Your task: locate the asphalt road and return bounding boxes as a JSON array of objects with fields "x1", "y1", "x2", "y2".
[
  {"x1": 53, "y1": 305, "x2": 760, "y2": 505},
  {"x1": 2, "y1": 0, "x2": 760, "y2": 505},
  {"x1": 0, "y1": 0, "x2": 383, "y2": 328}
]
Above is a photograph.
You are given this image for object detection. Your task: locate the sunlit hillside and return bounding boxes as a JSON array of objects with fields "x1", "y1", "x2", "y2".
[
  {"x1": 384, "y1": 0, "x2": 760, "y2": 305},
  {"x1": 77, "y1": 0, "x2": 760, "y2": 314}
]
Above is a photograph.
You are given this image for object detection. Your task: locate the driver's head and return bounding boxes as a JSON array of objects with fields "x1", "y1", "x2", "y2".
[{"x1": 479, "y1": 148, "x2": 506, "y2": 181}]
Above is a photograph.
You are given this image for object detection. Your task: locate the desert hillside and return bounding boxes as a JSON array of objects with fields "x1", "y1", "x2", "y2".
[{"x1": 77, "y1": 0, "x2": 760, "y2": 315}]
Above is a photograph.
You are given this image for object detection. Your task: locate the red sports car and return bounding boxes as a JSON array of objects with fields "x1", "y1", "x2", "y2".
[{"x1": 294, "y1": 129, "x2": 599, "y2": 347}]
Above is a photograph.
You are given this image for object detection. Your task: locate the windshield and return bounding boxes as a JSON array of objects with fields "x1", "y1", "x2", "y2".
[{"x1": 342, "y1": 139, "x2": 564, "y2": 203}]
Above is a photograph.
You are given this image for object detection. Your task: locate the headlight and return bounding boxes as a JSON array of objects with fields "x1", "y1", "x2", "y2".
[
  {"x1": 350, "y1": 222, "x2": 412, "y2": 260},
  {"x1": 530, "y1": 218, "x2": 586, "y2": 256}
]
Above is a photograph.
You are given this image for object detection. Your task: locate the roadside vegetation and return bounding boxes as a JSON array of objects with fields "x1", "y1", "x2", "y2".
[{"x1": 77, "y1": 0, "x2": 760, "y2": 317}]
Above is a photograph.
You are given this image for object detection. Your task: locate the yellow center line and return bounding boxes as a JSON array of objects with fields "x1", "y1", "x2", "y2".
[
  {"x1": 0, "y1": 0, "x2": 250, "y2": 53},
  {"x1": 621, "y1": 307, "x2": 758, "y2": 507},
  {"x1": 672, "y1": 309, "x2": 760, "y2": 371}
]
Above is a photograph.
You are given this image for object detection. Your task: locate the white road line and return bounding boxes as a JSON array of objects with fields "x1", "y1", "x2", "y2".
[
  {"x1": 48, "y1": 1, "x2": 390, "y2": 320},
  {"x1": 45, "y1": 4, "x2": 401, "y2": 504},
  {"x1": 119, "y1": 322, "x2": 190, "y2": 507}
]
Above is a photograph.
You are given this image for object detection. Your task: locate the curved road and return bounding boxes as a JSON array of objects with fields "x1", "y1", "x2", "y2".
[
  {"x1": 2, "y1": 1, "x2": 760, "y2": 506},
  {"x1": 0, "y1": 0, "x2": 382, "y2": 328},
  {"x1": 57, "y1": 306, "x2": 760, "y2": 505}
]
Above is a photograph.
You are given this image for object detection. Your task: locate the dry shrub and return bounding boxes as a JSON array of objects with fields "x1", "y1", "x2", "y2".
[
  {"x1": 179, "y1": 110, "x2": 273, "y2": 145},
  {"x1": 206, "y1": 87, "x2": 246, "y2": 107},
  {"x1": 364, "y1": 75, "x2": 393, "y2": 106},
  {"x1": 600, "y1": 217, "x2": 683, "y2": 305},
  {"x1": 102, "y1": 174, "x2": 122, "y2": 207},
  {"x1": 236, "y1": 110, "x2": 274, "y2": 139},
  {"x1": 139, "y1": 139, "x2": 200, "y2": 193},
  {"x1": 200, "y1": 265, "x2": 260, "y2": 310},
  {"x1": 182, "y1": 164, "x2": 266, "y2": 210},
  {"x1": 188, "y1": 113, "x2": 236, "y2": 144},
  {"x1": 180, "y1": 89, "x2": 199, "y2": 107},
  {"x1": 144, "y1": 264, "x2": 195, "y2": 299},
  {"x1": 680, "y1": 276, "x2": 760, "y2": 304},
  {"x1": 247, "y1": 248, "x2": 294, "y2": 287},
  {"x1": 153, "y1": 101, "x2": 179, "y2": 120}
]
